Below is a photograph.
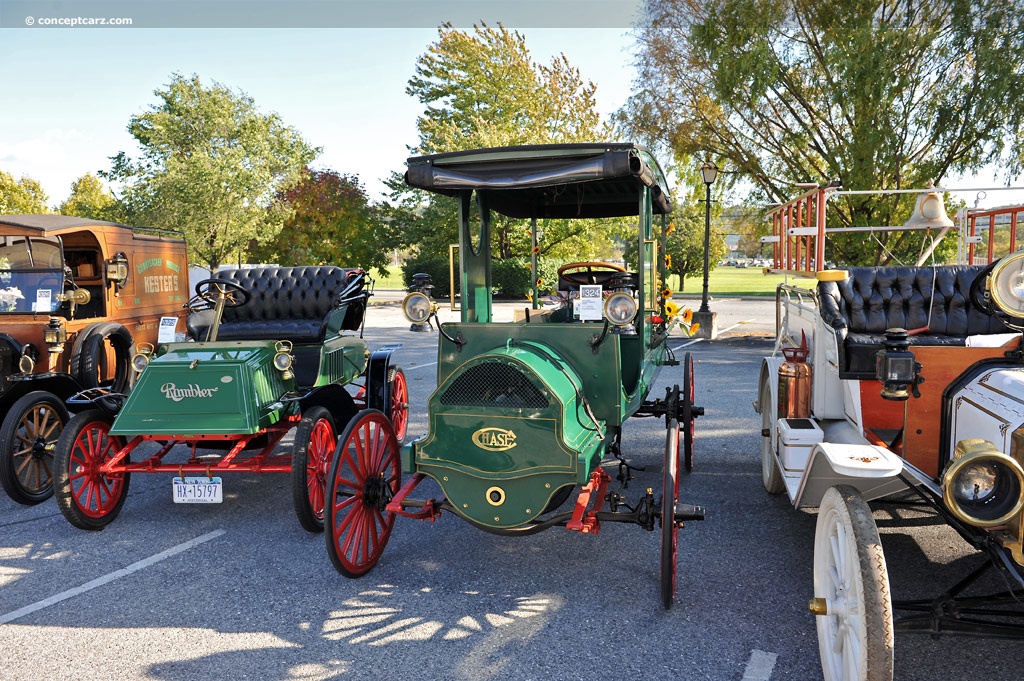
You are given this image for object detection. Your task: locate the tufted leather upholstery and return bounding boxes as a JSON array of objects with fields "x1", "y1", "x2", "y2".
[
  {"x1": 818, "y1": 265, "x2": 1009, "y2": 378},
  {"x1": 186, "y1": 266, "x2": 366, "y2": 343}
]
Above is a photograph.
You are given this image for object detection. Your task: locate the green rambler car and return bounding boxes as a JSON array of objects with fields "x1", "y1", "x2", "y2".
[{"x1": 51, "y1": 265, "x2": 408, "y2": 533}]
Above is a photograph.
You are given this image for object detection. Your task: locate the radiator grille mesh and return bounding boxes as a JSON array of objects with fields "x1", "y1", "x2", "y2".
[{"x1": 440, "y1": 362, "x2": 548, "y2": 409}]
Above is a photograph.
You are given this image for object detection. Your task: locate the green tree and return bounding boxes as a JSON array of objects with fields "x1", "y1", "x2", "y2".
[
  {"x1": 105, "y1": 73, "x2": 318, "y2": 271},
  {"x1": 664, "y1": 203, "x2": 728, "y2": 292},
  {"x1": 622, "y1": 0, "x2": 1024, "y2": 265},
  {"x1": 58, "y1": 173, "x2": 115, "y2": 220},
  {"x1": 0, "y1": 170, "x2": 50, "y2": 214},
  {"x1": 247, "y1": 168, "x2": 397, "y2": 272},
  {"x1": 394, "y1": 23, "x2": 615, "y2": 261}
]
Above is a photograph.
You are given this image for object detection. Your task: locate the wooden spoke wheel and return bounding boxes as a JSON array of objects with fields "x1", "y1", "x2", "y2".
[
  {"x1": 0, "y1": 391, "x2": 68, "y2": 505},
  {"x1": 813, "y1": 486, "x2": 894, "y2": 681},
  {"x1": 660, "y1": 417, "x2": 680, "y2": 609},
  {"x1": 325, "y1": 409, "x2": 401, "y2": 578},
  {"x1": 387, "y1": 366, "x2": 409, "y2": 443},
  {"x1": 53, "y1": 410, "x2": 130, "y2": 530},
  {"x1": 760, "y1": 379, "x2": 785, "y2": 494},
  {"x1": 291, "y1": 406, "x2": 337, "y2": 532}
]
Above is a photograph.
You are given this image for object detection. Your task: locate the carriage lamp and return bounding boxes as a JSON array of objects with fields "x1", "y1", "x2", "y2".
[
  {"x1": 402, "y1": 291, "x2": 436, "y2": 331},
  {"x1": 43, "y1": 316, "x2": 67, "y2": 353},
  {"x1": 132, "y1": 343, "x2": 154, "y2": 373},
  {"x1": 604, "y1": 291, "x2": 638, "y2": 331},
  {"x1": 274, "y1": 340, "x2": 295, "y2": 381},
  {"x1": 17, "y1": 345, "x2": 37, "y2": 374},
  {"x1": 875, "y1": 328, "x2": 918, "y2": 400},
  {"x1": 105, "y1": 252, "x2": 130, "y2": 294},
  {"x1": 405, "y1": 273, "x2": 436, "y2": 332},
  {"x1": 943, "y1": 439, "x2": 1024, "y2": 527},
  {"x1": 988, "y1": 251, "x2": 1024, "y2": 317}
]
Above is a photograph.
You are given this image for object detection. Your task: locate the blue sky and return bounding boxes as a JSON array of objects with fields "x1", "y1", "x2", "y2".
[
  {"x1": 1, "y1": 7, "x2": 1020, "y2": 212},
  {"x1": 0, "y1": 26, "x2": 639, "y2": 205}
]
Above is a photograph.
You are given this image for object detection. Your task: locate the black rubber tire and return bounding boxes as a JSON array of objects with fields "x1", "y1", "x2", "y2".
[
  {"x1": 660, "y1": 417, "x2": 680, "y2": 610},
  {"x1": 290, "y1": 406, "x2": 336, "y2": 533},
  {"x1": 70, "y1": 322, "x2": 134, "y2": 393},
  {"x1": 53, "y1": 409, "x2": 130, "y2": 530},
  {"x1": 0, "y1": 391, "x2": 69, "y2": 504},
  {"x1": 682, "y1": 352, "x2": 695, "y2": 473}
]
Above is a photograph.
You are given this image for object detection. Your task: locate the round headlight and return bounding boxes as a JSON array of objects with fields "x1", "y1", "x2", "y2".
[
  {"x1": 132, "y1": 353, "x2": 150, "y2": 373},
  {"x1": 273, "y1": 351, "x2": 294, "y2": 372},
  {"x1": 989, "y1": 252, "x2": 1024, "y2": 316},
  {"x1": 603, "y1": 292, "x2": 637, "y2": 326},
  {"x1": 402, "y1": 292, "x2": 433, "y2": 324},
  {"x1": 943, "y1": 443, "x2": 1024, "y2": 527}
]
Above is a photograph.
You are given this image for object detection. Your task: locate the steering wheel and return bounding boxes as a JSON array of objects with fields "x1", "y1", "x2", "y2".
[
  {"x1": 557, "y1": 261, "x2": 628, "y2": 286},
  {"x1": 194, "y1": 278, "x2": 251, "y2": 308}
]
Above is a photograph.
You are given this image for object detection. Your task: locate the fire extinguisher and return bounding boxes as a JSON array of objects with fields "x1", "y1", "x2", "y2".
[{"x1": 778, "y1": 332, "x2": 811, "y2": 419}]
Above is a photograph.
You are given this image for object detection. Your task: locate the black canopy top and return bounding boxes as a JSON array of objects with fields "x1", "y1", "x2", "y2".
[{"x1": 405, "y1": 143, "x2": 673, "y2": 219}]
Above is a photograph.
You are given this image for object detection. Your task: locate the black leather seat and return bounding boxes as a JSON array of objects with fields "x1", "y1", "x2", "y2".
[
  {"x1": 817, "y1": 265, "x2": 1009, "y2": 378},
  {"x1": 186, "y1": 266, "x2": 366, "y2": 343}
]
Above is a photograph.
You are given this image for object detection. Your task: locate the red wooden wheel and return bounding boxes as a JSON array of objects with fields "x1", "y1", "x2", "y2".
[
  {"x1": 325, "y1": 409, "x2": 401, "y2": 577},
  {"x1": 388, "y1": 367, "x2": 409, "y2": 443},
  {"x1": 53, "y1": 410, "x2": 130, "y2": 530},
  {"x1": 291, "y1": 406, "x2": 337, "y2": 532}
]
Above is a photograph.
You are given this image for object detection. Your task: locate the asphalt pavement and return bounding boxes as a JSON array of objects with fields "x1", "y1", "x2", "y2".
[{"x1": 0, "y1": 296, "x2": 1017, "y2": 681}]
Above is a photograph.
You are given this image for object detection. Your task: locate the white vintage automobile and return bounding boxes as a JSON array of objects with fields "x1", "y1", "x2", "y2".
[{"x1": 756, "y1": 187, "x2": 1024, "y2": 681}]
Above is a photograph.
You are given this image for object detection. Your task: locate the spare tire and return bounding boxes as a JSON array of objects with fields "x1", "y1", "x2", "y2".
[{"x1": 69, "y1": 322, "x2": 135, "y2": 393}]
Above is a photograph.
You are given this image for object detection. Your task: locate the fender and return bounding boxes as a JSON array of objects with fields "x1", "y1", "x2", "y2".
[
  {"x1": 365, "y1": 344, "x2": 402, "y2": 414},
  {"x1": 793, "y1": 442, "x2": 904, "y2": 509}
]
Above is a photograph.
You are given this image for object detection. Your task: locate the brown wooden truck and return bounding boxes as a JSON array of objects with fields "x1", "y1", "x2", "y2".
[{"x1": 0, "y1": 214, "x2": 188, "y2": 504}]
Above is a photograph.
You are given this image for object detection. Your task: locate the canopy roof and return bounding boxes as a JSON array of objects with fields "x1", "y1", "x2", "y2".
[{"x1": 405, "y1": 143, "x2": 673, "y2": 219}]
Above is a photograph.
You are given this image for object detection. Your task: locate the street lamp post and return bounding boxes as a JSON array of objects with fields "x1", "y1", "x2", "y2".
[{"x1": 693, "y1": 161, "x2": 719, "y2": 338}]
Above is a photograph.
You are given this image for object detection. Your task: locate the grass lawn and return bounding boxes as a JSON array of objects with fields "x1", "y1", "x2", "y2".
[
  {"x1": 369, "y1": 267, "x2": 406, "y2": 289},
  {"x1": 675, "y1": 266, "x2": 799, "y2": 297}
]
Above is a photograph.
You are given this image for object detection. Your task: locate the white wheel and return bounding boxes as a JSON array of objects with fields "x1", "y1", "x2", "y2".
[
  {"x1": 759, "y1": 379, "x2": 784, "y2": 494},
  {"x1": 813, "y1": 485, "x2": 894, "y2": 681}
]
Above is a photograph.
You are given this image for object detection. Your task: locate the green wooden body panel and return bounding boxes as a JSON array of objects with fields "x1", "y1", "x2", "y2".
[
  {"x1": 411, "y1": 340, "x2": 604, "y2": 528},
  {"x1": 111, "y1": 341, "x2": 298, "y2": 436},
  {"x1": 311, "y1": 335, "x2": 367, "y2": 387},
  {"x1": 437, "y1": 322, "x2": 667, "y2": 426},
  {"x1": 406, "y1": 330, "x2": 668, "y2": 529}
]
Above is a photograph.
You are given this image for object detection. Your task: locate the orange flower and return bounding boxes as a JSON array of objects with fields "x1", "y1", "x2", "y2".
[
  {"x1": 689, "y1": 322, "x2": 701, "y2": 336},
  {"x1": 683, "y1": 308, "x2": 693, "y2": 324}
]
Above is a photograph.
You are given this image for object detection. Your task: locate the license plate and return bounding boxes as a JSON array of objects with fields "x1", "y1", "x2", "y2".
[{"x1": 172, "y1": 477, "x2": 223, "y2": 504}]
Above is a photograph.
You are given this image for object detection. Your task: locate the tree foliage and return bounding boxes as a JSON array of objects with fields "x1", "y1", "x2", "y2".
[
  {"x1": 623, "y1": 0, "x2": 1024, "y2": 265},
  {"x1": 394, "y1": 23, "x2": 617, "y2": 261},
  {"x1": 0, "y1": 170, "x2": 50, "y2": 214},
  {"x1": 104, "y1": 73, "x2": 318, "y2": 271},
  {"x1": 58, "y1": 173, "x2": 115, "y2": 220},
  {"x1": 247, "y1": 168, "x2": 397, "y2": 272}
]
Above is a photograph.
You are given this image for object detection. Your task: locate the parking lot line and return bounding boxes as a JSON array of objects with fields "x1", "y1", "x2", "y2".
[
  {"x1": 671, "y1": 319, "x2": 756, "y2": 352},
  {"x1": 741, "y1": 649, "x2": 778, "y2": 680},
  {"x1": 0, "y1": 529, "x2": 226, "y2": 625}
]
